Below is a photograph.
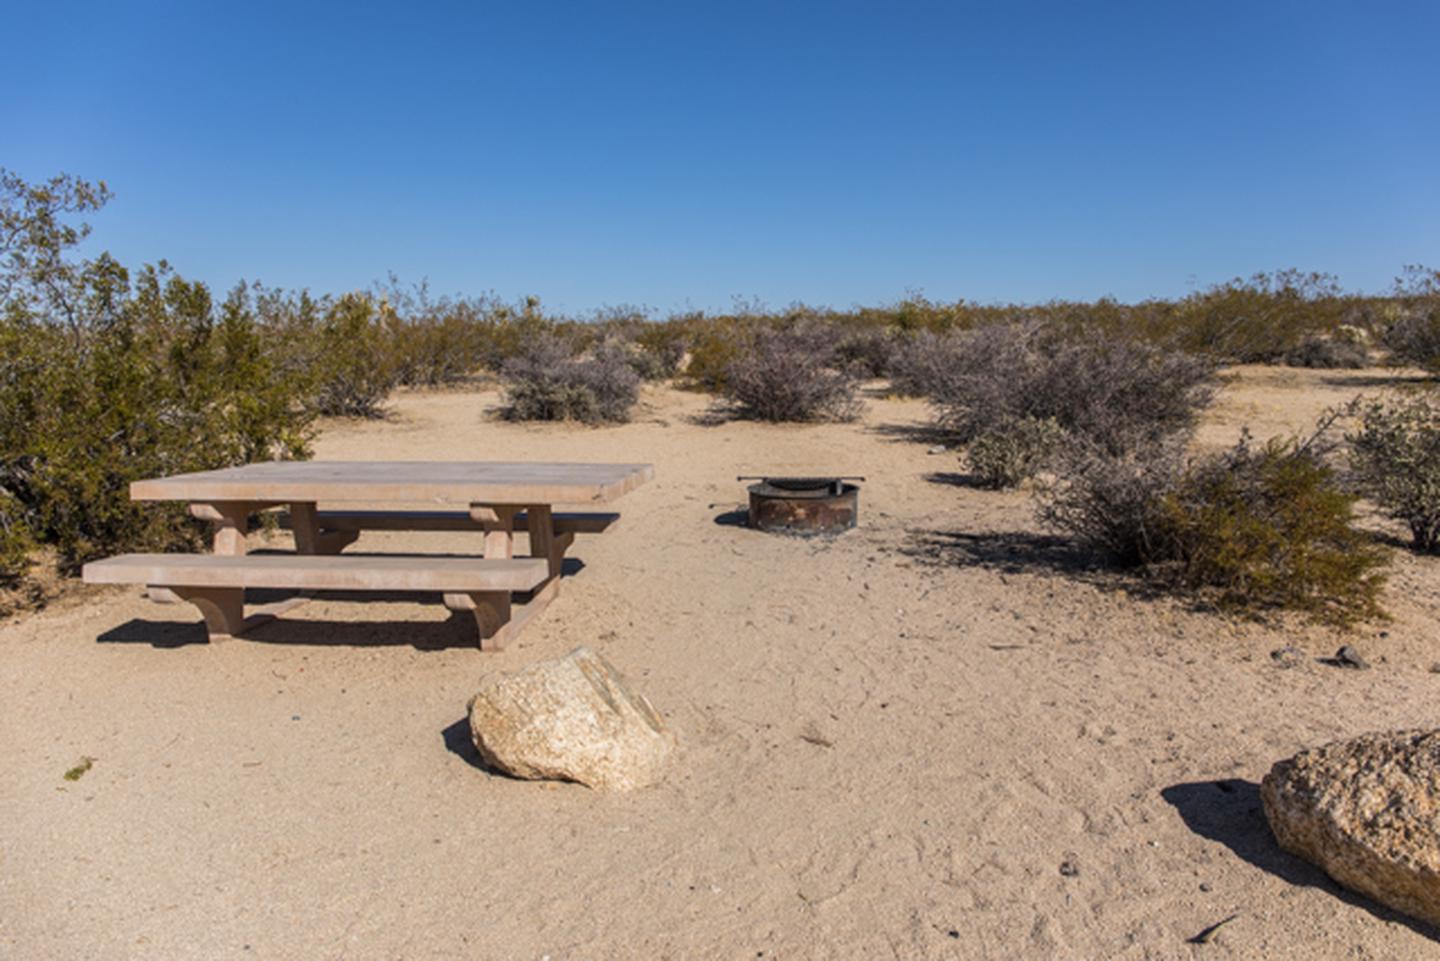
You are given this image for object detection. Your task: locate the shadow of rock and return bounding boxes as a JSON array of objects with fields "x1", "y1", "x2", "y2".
[
  {"x1": 683, "y1": 405, "x2": 733, "y2": 427},
  {"x1": 441, "y1": 717, "x2": 487, "y2": 771},
  {"x1": 1161, "y1": 779, "x2": 1438, "y2": 941},
  {"x1": 442, "y1": 717, "x2": 536, "y2": 783}
]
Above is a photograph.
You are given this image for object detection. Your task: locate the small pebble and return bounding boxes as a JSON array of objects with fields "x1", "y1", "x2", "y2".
[
  {"x1": 1059, "y1": 859, "x2": 1080, "y2": 877},
  {"x1": 1270, "y1": 646, "x2": 1306, "y2": 669},
  {"x1": 1335, "y1": 645, "x2": 1369, "y2": 670}
]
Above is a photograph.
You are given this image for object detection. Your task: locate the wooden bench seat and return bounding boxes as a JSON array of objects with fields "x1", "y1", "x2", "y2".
[
  {"x1": 83, "y1": 553, "x2": 549, "y2": 649},
  {"x1": 275, "y1": 509, "x2": 620, "y2": 535}
]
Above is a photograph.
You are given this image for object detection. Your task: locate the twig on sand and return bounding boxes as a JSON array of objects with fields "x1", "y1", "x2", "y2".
[{"x1": 1188, "y1": 914, "x2": 1240, "y2": 945}]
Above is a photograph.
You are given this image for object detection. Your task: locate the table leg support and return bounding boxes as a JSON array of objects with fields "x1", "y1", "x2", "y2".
[
  {"x1": 289, "y1": 501, "x2": 359, "y2": 555},
  {"x1": 525, "y1": 504, "x2": 562, "y2": 580},
  {"x1": 190, "y1": 501, "x2": 261, "y2": 556},
  {"x1": 475, "y1": 505, "x2": 518, "y2": 559}
]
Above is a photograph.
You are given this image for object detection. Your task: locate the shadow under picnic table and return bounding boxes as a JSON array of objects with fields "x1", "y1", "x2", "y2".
[
  {"x1": 94, "y1": 556, "x2": 588, "y2": 650},
  {"x1": 97, "y1": 610, "x2": 480, "y2": 650}
]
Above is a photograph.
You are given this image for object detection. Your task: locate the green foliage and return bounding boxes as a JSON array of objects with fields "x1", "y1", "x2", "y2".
[
  {"x1": 1167, "y1": 270, "x2": 1353, "y2": 363},
  {"x1": 0, "y1": 170, "x2": 313, "y2": 587},
  {"x1": 0, "y1": 490, "x2": 34, "y2": 584},
  {"x1": 0, "y1": 169, "x2": 113, "y2": 329},
  {"x1": 967, "y1": 416, "x2": 1064, "y2": 489},
  {"x1": 1346, "y1": 393, "x2": 1440, "y2": 550},
  {"x1": 1157, "y1": 434, "x2": 1386, "y2": 624},
  {"x1": 1382, "y1": 266, "x2": 1440, "y2": 372},
  {"x1": 627, "y1": 323, "x2": 688, "y2": 380},
  {"x1": 307, "y1": 293, "x2": 399, "y2": 417},
  {"x1": 682, "y1": 319, "x2": 752, "y2": 392},
  {"x1": 1041, "y1": 431, "x2": 1388, "y2": 624}
]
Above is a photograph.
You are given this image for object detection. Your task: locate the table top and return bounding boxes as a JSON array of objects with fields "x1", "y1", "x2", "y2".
[{"x1": 130, "y1": 461, "x2": 655, "y2": 506}]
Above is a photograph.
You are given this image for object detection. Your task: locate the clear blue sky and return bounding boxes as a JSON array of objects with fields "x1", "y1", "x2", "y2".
[{"x1": 4, "y1": 0, "x2": 1436, "y2": 314}]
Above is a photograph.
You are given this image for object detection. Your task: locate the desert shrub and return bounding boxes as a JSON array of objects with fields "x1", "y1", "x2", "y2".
[
  {"x1": 925, "y1": 321, "x2": 1214, "y2": 453},
  {"x1": 0, "y1": 490, "x2": 34, "y2": 584},
  {"x1": 624, "y1": 325, "x2": 687, "y2": 381},
  {"x1": 1284, "y1": 334, "x2": 1369, "y2": 369},
  {"x1": 834, "y1": 324, "x2": 898, "y2": 378},
  {"x1": 1040, "y1": 430, "x2": 1387, "y2": 623},
  {"x1": 1038, "y1": 436, "x2": 1186, "y2": 566},
  {"x1": 389, "y1": 312, "x2": 482, "y2": 387},
  {"x1": 304, "y1": 293, "x2": 400, "y2": 417},
  {"x1": 1156, "y1": 434, "x2": 1386, "y2": 623},
  {"x1": 887, "y1": 330, "x2": 967, "y2": 397},
  {"x1": 374, "y1": 282, "x2": 514, "y2": 387},
  {"x1": 966, "y1": 416, "x2": 1065, "y2": 489},
  {"x1": 1382, "y1": 266, "x2": 1440, "y2": 372},
  {"x1": 722, "y1": 324, "x2": 862, "y2": 422},
  {"x1": 0, "y1": 170, "x2": 313, "y2": 586},
  {"x1": 1167, "y1": 270, "x2": 1351, "y2": 362},
  {"x1": 683, "y1": 320, "x2": 750, "y2": 392},
  {"x1": 1347, "y1": 393, "x2": 1440, "y2": 550},
  {"x1": 501, "y1": 336, "x2": 640, "y2": 424}
]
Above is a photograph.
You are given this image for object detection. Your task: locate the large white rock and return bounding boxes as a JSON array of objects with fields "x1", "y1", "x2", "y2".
[
  {"x1": 1261, "y1": 729, "x2": 1440, "y2": 928},
  {"x1": 467, "y1": 646, "x2": 674, "y2": 792}
]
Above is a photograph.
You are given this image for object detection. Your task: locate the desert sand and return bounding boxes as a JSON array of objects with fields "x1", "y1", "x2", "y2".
[{"x1": 3, "y1": 366, "x2": 1438, "y2": 960}]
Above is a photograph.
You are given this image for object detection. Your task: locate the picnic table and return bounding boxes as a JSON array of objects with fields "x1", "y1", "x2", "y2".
[{"x1": 82, "y1": 461, "x2": 654, "y2": 649}]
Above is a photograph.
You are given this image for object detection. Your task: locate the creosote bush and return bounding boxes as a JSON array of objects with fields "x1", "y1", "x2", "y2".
[
  {"x1": 1038, "y1": 436, "x2": 1186, "y2": 566},
  {"x1": 1284, "y1": 334, "x2": 1369, "y2": 369},
  {"x1": 888, "y1": 330, "x2": 967, "y2": 398},
  {"x1": 0, "y1": 171, "x2": 315, "y2": 587},
  {"x1": 923, "y1": 321, "x2": 1214, "y2": 461},
  {"x1": 1043, "y1": 335, "x2": 1215, "y2": 453},
  {"x1": 1040, "y1": 430, "x2": 1388, "y2": 624},
  {"x1": 1347, "y1": 393, "x2": 1440, "y2": 551},
  {"x1": 306, "y1": 293, "x2": 400, "y2": 417},
  {"x1": 1158, "y1": 434, "x2": 1387, "y2": 623},
  {"x1": 1383, "y1": 266, "x2": 1440, "y2": 373},
  {"x1": 967, "y1": 416, "x2": 1065, "y2": 489},
  {"x1": 834, "y1": 325, "x2": 898, "y2": 378},
  {"x1": 501, "y1": 336, "x2": 640, "y2": 424},
  {"x1": 722, "y1": 324, "x2": 862, "y2": 422}
]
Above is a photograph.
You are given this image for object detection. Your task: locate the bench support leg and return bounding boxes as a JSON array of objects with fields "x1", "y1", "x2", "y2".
[
  {"x1": 443, "y1": 591, "x2": 517, "y2": 651},
  {"x1": 166, "y1": 586, "x2": 246, "y2": 640},
  {"x1": 460, "y1": 503, "x2": 581, "y2": 649}
]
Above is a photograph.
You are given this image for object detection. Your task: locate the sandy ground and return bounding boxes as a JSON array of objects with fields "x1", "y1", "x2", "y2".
[{"x1": 3, "y1": 366, "x2": 1439, "y2": 960}]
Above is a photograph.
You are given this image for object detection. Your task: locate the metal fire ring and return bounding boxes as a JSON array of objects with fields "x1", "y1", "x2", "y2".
[{"x1": 738, "y1": 476, "x2": 863, "y2": 535}]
